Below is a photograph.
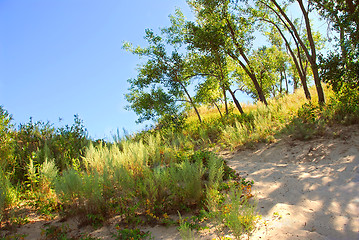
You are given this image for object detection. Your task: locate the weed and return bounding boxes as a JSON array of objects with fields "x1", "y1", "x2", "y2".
[
  {"x1": 8, "y1": 215, "x2": 30, "y2": 226},
  {"x1": 41, "y1": 224, "x2": 70, "y2": 240},
  {"x1": 0, "y1": 169, "x2": 17, "y2": 222},
  {"x1": 169, "y1": 158, "x2": 204, "y2": 206},
  {"x1": 113, "y1": 227, "x2": 153, "y2": 240},
  {"x1": 86, "y1": 214, "x2": 104, "y2": 228},
  {"x1": 178, "y1": 212, "x2": 196, "y2": 240},
  {"x1": 222, "y1": 188, "x2": 257, "y2": 239},
  {"x1": 0, "y1": 234, "x2": 27, "y2": 240}
]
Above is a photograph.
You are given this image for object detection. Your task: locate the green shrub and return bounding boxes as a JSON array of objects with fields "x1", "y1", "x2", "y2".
[
  {"x1": 222, "y1": 188, "x2": 257, "y2": 239},
  {"x1": 178, "y1": 212, "x2": 196, "y2": 240},
  {"x1": 113, "y1": 228, "x2": 153, "y2": 240},
  {"x1": 326, "y1": 83, "x2": 359, "y2": 124},
  {"x1": 283, "y1": 102, "x2": 326, "y2": 140},
  {"x1": 55, "y1": 168, "x2": 83, "y2": 210},
  {"x1": 13, "y1": 115, "x2": 89, "y2": 183},
  {"x1": 55, "y1": 169, "x2": 109, "y2": 224},
  {"x1": 0, "y1": 106, "x2": 15, "y2": 175},
  {"x1": 0, "y1": 169, "x2": 17, "y2": 222},
  {"x1": 169, "y1": 158, "x2": 204, "y2": 206}
]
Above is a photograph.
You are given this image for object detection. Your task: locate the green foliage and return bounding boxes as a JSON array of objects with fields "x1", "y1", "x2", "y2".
[
  {"x1": 178, "y1": 212, "x2": 196, "y2": 240},
  {"x1": 55, "y1": 168, "x2": 108, "y2": 224},
  {"x1": 285, "y1": 84, "x2": 359, "y2": 140},
  {"x1": 314, "y1": 0, "x2": 358, "y2": 94},
  {"x1": 13, "y1": 115, "x2": 89, "y2": 183},
  {"x1": 54, "y1": 139, "x2": 228, "y2": 226},
  {"x1": 0, "y1": 169, "x2": 17, "y2": 222},
  {"x1": 169, "y1": 158, "x2": 205, "y2": 206},
  {"x1": 0, "y1": 233, "x2": 27, "y2": 240},
  {"x1": 156, "y1": 113, "x2": 187, "y2": 132},
  {"x1": 21, "y1": 158, "x2": 59, "y2": 217},
  {"x1": 41, "y1": 224, "x2": 70, "y2": 240},
  {"x1": 40, "y1": 224, "x2": 101, "y2": 240},
  {"x1": 285, "y1": 102, "x2": 326, "y2": 140},
  {"x1": 0, "y1": 106, "x2": 15, "y2": 174},
  {"x1": 124, "y1": 24, "x2": 202, "y2": 124},
  {"x1": 113, "y1": 228, "x2": 153, "y2": 240},
  {"x1": 222, "y1": 188, "x2": 257, "y2": 239},
  {"x1": 326, "y1": 83, "x2": 359, "y2": 124}
]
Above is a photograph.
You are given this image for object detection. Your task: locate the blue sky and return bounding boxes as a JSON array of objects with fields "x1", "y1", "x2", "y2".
[{"x1": 0, "y1": 0, "x2": 194, "y2": 140}]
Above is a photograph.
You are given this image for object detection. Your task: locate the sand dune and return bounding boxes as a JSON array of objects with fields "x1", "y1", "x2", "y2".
[{"x1": 6, "y1": 125, "x2": 359, "y2": 240}]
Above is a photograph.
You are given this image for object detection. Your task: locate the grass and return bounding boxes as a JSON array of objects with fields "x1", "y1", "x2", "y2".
[
  {"x1": 2, "y1": 84, "x2": 359, "y2": 239},
  {"x1": 182, "y1": 85, "x2": 335, "y2": 150}
]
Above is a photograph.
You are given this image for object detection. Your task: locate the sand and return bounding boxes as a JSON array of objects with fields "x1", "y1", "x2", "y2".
[
  {"x1": 2, "y1": 124, "x2": 359, "y2": 239},
  {"x1": 225, "y1": 124, "x2": 359, "y2": 240}
]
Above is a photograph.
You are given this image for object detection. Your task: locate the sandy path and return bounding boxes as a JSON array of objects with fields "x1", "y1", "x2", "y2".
[{"x1": 226, "y1": 125, "x2": 359, "y2": 240}]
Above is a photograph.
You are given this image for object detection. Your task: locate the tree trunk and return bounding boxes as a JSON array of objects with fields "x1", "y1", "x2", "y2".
[
  {"x1": 225, "y1": 17, "x2": 268, "y2": 105},
  {"x1": 293, "y1": 75, "x2": 298, "y2": 91},
  {"x1": 280, "y1": 72, "x2": 283, "y2": 94},
  {"x1": 270, "y1": 0, "x2": 325, "y2": 103},
  {"x1": 223, "y1": 86, "x2": 228, "y2": 115},
  {"x1": 179, "y1": 81, "x2": 202, "y2": 123},
  {"x1": 214, "y1": 102, "x2": 223, "y2": 118},
  {"x1": 228, "y1": 88, "x2": 244, "y2": 114},
  {"x1": 297, "y1": 0, "x2": 325, "y2": 103},
  {"x1": 260, "y1": 17, "x2": 311, "y2": 100},
  {"x1": 312, "y1": 64, "x2": 325, "y2": 103},
  {"x1": 283, "y1": 70, "x2": 289, "y2": 94}
]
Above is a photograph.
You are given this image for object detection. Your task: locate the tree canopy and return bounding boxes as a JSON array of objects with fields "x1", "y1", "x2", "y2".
[{"x1": 125, "y1": 0, "x2": 356, "y2": 126}]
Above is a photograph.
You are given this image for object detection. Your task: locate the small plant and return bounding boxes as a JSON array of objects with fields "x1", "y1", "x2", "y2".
[
  {"x1": 178, "y1": 212, "x2": 196, "y2": 240},
  {"x1": 113, "y1": 227, "x2": 153, "y2": 240},
  {"x1": 8, "y1": 215, "x2": 30, "y2": 226},
  {"x1": 0, "y1": 234, "x2": 27, "y2": 240},
  {"x1": 86, "y1": 213, "x2": 104, "y2": 228},
  {"x1": 222, "y1": 188, "x2": 257, "y2": 239},
  {"x1": 0, "y1": 169, "x2": 17, "y2": 222},
  {"x1": 41, "y1": 224, "x2": 70, "y2": 240}
]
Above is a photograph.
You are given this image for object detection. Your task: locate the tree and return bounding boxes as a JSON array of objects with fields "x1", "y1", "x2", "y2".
[
  {"x1": 124, "y1": 27, "x2": 203, "y2": 124},
  {"x1": 0, "y1": 106, "x2": 14, "y2": 173},
  {"x1": 186, "y1": 18, "x2": 244, "y2": 114},
  {"x1": 252, "y1": 4, "x2": 312, "y2": 99},
  {"x1": 195, "y1": 75, "x2": 225, "y2": 118},
  {"x1": 313, "y1": 0, "x2": 359, "y2": 92},
  {"x1": 257, "y1": 0, "x2": 326, "y2": 103},
  {"x1": 188, "y1": 0, "x2": 269, "y2": 105}
]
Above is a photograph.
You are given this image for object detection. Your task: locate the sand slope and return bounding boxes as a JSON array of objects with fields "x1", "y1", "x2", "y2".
[
  {"x1": 3, "y1": 125, "x2": 359, "y2": 239},
  {"x1": 225, "y1": 124, "x2": 359, "y2": 240}
]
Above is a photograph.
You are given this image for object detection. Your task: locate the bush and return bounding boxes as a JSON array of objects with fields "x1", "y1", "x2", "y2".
[
  {"x1": 0, "y1": 169, "x2": 17, "y2": 222},
  {"x1": 169, "y1": 158, "x2": 205, "y2": 206},
  {"x1": 13, "y1": 115, "x2": 89, "y2": 183},
  {"x1": 326, "y1": 83, "x2": 359, "y2": 124},
  {"x1": 222, "y1": 188, "x2": 257, "y2": 239},
  {"x1": 0, "y1": 106, "x2": 15, "y2": 174}
]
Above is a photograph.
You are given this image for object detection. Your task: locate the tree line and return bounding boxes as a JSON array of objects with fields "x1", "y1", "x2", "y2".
[{"x1": 124, "y1": 0, "x2": 358, "y2": 126}]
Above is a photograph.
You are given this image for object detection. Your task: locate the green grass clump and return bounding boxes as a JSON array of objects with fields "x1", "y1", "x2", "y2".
[
  {"x1": 222, "y1": 188, "x2": 257, "y2": 239},
  {"x1": 0, "y1": 169, "x2": 17, "y2": 222},
  {"x1": 54, "y1": 139, "x2": 231, "y2": 227},
  {"x1": 113, "y1": 228, "x2": 153, "y2": 240}
]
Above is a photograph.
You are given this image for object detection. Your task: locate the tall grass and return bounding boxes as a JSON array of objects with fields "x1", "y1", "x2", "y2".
[
  {"x1": 222, "y1": 188, "x2": 257, "y2": 239},
  {"x1": 54, "y1": 135, "x2": 229, "y2": 224},
  {"x1": 181, "y1": 85, "x2": 336, "y2": 150},
  {"x1": 0, "y1": 168, "x2": 17, "y2": 222}
]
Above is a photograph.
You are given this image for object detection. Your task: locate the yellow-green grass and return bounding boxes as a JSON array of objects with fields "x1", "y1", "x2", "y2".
[{"x1": 183, "y1": 85, "x2": 334, "y2": 149}]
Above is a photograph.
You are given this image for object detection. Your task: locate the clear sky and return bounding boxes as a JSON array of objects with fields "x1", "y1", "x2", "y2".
[{"x1": 0, "y1": 0, "x2": 195, "y2": 140}]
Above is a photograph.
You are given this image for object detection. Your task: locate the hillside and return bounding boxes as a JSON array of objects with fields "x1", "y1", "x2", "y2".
[
  {"x1": 2, "y1": 124, "x2": 358, "y2": 239},
  {"x1": 226, "y1": 124, "x2": 359, "y2": 239}
]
